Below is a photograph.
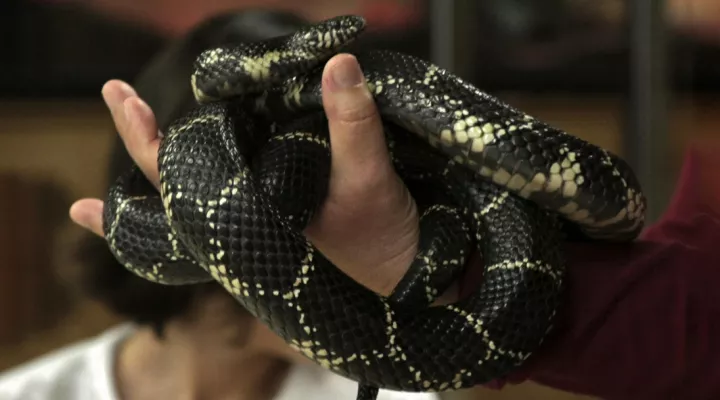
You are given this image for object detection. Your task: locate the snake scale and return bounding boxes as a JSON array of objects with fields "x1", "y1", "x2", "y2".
[{"x1": 103, "y1": 15, "x2": 645, "y2": 400}]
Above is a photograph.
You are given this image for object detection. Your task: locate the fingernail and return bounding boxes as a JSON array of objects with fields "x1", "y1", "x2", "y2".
[
  {"x1": 101, "y1": 87, "x2": 114, "y2": 108},
  {"x1": 73, "y1": 201, "x2": 103, "y2": 230},
  {"x1": 117, "y1": 81, "x2": 136, "y2": 98},
  {"x1": 101, "y1": 80, "x2": 136, "y2": 108},
  {"x1": 123, "y1": 100, "x2": 133, "y2": 122},
  {"x1": 330, "y1": 55, "x2": 364, "y2": 90},
  {"x1": 124, "y1": 97, "x2": 150, "y2": 123}
]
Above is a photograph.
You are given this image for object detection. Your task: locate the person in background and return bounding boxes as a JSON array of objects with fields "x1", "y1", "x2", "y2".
[
  {"x1": 0, "y1": 10, "x2": 437, "y2": 400},
  {"x1": 2, "y1": 7, "x2": 720, "y2": 400}
]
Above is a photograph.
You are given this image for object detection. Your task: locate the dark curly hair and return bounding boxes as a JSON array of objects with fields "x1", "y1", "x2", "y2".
[{"x1": 74, "y1": 10, "x2": 311, "y2": 337}]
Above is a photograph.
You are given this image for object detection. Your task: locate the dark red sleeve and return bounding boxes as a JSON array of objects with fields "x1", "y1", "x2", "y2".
[{"x1": 476, "y1": 143, "x2": 720, "y2": 400}]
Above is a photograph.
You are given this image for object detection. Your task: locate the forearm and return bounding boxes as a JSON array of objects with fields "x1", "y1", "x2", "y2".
[
  {"x1": 519, "y1": 218, "x2": 720, "y2": 400},
  {"x1": 480, "y1": 143, "x2": 720, "y2": 399},
  {"x1": 417, "y1": 219, "x2": 720, "y2": 400}
]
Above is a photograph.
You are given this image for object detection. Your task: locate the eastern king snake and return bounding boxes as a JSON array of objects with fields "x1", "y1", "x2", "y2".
[{"x1": 103, "y1": 15, "x2": 645, "y2": 400}]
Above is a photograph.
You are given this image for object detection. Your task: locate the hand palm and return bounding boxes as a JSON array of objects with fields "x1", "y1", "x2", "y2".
[{"x1": 70, "y1": 55, "x2": 435, "y2": 299}]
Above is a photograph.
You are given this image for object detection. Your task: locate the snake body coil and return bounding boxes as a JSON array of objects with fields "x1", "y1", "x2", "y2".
[{"x1": 104, "y1": 15, "x2": 645, "y2": 399}]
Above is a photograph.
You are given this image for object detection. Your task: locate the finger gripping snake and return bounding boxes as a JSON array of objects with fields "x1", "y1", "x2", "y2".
[{"x1": 103, "y1": 15, "x2": 645, "y2": 400}]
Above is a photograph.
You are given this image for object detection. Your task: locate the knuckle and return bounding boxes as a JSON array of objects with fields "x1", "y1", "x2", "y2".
[
  {"x1": 330, "y1": 92, "x2": 381, "y2": 130},
  {"x1": 336, "y1": 106, "x2": 379, "y2": 132}
]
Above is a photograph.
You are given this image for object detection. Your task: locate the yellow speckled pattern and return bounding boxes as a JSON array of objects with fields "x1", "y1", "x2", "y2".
[{"x1": 102, "y1": 15, "x2": 644, "y2": 400}]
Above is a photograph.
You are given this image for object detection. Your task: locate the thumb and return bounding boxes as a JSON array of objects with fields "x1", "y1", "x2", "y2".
[
  {"x1": 321, "y1": 54, "x2": 392, "y2": 188},
  {"x1": 69, "y1": 199, "x2": 105, "y2": 237}
]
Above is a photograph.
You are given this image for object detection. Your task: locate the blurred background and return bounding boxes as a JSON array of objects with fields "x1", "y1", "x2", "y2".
[{"x1": 0, "y1": 0, "x2": 718, "y2": 399}]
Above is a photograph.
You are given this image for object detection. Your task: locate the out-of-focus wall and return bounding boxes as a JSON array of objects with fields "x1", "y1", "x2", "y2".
[{"x1": 0, "y1": 100, "x2": 119, "y2": 371}]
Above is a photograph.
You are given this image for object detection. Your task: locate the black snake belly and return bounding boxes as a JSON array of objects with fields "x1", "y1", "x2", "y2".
[{"x1": 102, "y1": 15, "x2": 645, "y2": 400}]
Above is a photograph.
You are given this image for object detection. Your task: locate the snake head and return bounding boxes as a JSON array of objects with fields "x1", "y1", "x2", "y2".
[
  {"x1": 289, "y1": 15, "x2": 366, "y2": 51},
  {"x1": 190, "y1": 15, "x2": 367, "y2": 104}
]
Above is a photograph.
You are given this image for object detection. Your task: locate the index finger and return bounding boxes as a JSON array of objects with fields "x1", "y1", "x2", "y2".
[
  {"x1": 102, "y1": 80, "x2": 135, "y2": 134},
  {"x1": 102, "y1": 80, "x2": 162, "y2": 189},
  {"x1": 121, "y1": 96, "x2": 162, "y2": 189}
]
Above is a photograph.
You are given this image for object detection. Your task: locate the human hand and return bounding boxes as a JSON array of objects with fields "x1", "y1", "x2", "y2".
[{"x1": 70, "y1": 54, "x2": 431, "y2": 298}]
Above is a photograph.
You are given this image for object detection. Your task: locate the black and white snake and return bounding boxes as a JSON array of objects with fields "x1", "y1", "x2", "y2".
[{"x1": 103, "y1": 15, "x2": 645, "y2": 400}]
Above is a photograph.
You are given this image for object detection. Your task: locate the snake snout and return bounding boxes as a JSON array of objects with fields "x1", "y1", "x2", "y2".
[{"x1": 290, "y1": 15, "x2": 366, "y2": 51}]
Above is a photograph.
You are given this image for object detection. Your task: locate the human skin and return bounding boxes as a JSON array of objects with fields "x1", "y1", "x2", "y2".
[
  {"x1": 69, "y1": 53, "x2": 442, "y2": 399},
  {"x1": 69, "y1": 48, "x2": 720, "y2": 399},
  {"x1": 70, "y1": 53, "x2": 426, "y2": 299}
]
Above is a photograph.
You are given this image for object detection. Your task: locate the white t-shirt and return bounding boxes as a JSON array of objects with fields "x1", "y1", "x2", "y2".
[{"x1": 0, "y1": 324, "x2": 439, "y2": 400}]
